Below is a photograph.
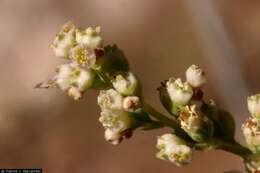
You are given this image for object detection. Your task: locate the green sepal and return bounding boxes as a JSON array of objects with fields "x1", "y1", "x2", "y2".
[
  {"x1": 158, "y1": 85, "x2": 179, "y2": 116},
  {"x1": 201, "y1": 102, "x2": 236, "y2": 142},
  {"x1": 97, "y1": 45, "x2": 129, "y2": 76},
  {"x1": 187, "y1": 117, "x2": 214, "y2": 143}
]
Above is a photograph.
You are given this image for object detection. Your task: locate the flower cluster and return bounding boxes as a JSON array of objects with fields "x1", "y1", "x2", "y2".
[
  {"x1": 158, "y1": 65, "x2": 213, "y2": 143},
  {"x1": 156, "y1": 134, "x2": 192, "y2": 166},
  {"x1": 36, "y1": 22, "x2": 104, "y2": 99},
  {"x1": 97, "y1": 72, "x2": 142, "y2": 145},
  {"x1": 38, "y1": 22, "x2": 260, "y2": 173}
]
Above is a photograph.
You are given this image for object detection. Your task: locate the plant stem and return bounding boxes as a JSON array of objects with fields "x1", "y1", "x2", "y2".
[
  {"x1": 213, "y1": 138, "x2": 252, "y2": 159},
  {"x1": 143, "y1": 102, "x2": 193, "y2": 142}
]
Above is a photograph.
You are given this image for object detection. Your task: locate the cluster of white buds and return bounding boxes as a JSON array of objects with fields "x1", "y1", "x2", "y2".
[
  {"x1": 156, "y1": 134, "x2": 192, "y2": 166},
  {"x1": 51, "y1": 22, "x2": 103, "y2": 65},
  {"x1": 37, "y1": 22, "x2": 106, "y2": 100},
  {"x1": 165, "y1": 64, "x2": 206, "y2": 108},
  {"x1": 179, "y1": 105, "x2": 213, "y2": 142},
  {"x1": 97, "y1": 72, "x2": 141, "y2": 145}
]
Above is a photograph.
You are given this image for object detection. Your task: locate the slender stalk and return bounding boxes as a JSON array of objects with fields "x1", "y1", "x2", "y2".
[
  {"x1": 212, "y1": 138, "x2": 252, "y2": 159},
  {"x1": 143, "y1": 102, "x2": 193, "y2": 142}
]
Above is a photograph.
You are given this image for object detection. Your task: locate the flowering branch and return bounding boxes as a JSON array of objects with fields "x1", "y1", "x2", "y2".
[{"x1": 36, "y1": 22, "x2": 260, "y2": 173}]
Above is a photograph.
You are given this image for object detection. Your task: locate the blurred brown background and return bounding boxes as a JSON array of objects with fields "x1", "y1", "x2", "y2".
[{"x1": 0, "y1": 0, "x2": 260, "y2": 172}]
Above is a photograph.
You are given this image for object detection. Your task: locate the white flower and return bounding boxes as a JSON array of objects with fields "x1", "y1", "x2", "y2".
[
  {"x1": 112, "y1": 72, "x2": 138, "y2": 96},
  {"x1": 242, "y1": 117, "x2": 260, "y2": 153},
  {"x1": 70, "y1": 68, "x2": 95, "y2": 91},
  {"x1": 179, "y1": 105, "x2": 202, "y2": 133},
  {"x1": 179, "y1": 105, "x2": 213, "y2": 142},
  {"x1": 248, "y1": 94, "x2": 260, "y2": 119},
  {"x1": 75, "y1": 26, "x2": 103, "y2": 50},
  {"x1": 55, "y1": 64, "x2": 74, "y2": 91},
  {"x1": 166, "y1": 78, "x2": 193, "y2": 106},
  {"x1": 99, "y1": 110, "x2": 132, "y2": 133},
  {"x1": 69, "y1": 45, "x2": 96, "y2": 67},
  {"x1": 97, "y1": 89, "x2": 123, "y2": 110},
  {"x1": 68, "y1": 86, "x2": 82, "y2": 100},
  {"x1": 51, "y1": 22, "x2": 76, "y2": 58},
  {"x1": 185, "y1": 65, "x2": 206, "y2": 88},
  {"x1": 156, "y1": 134, "x2": 192, "y2": 166},
  {"x1": 123, "y1": 96, "x2": 140, "y2": 112},
  {"x1": 104, "y1": 128, "x2": 123, "y2": 145}
]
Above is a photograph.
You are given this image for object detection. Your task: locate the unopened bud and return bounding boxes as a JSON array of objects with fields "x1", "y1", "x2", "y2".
[
  {"x1": 185, "y1": 65, "x2": 206, "y2": 88},
  {"x1": 166, "y1": 78, "x2": 193, "y2": 106},
  {"x1": 104, "y1": 128, "x2": 123, "y2": 145},
  {"x1": 123, "y1": 96, "x2": 140, "y2": 112},
  {"x1": 68, "y1": 86, "x2": 82, "y2": 100},
  {"x1": 112, "y1": 72, "x2": 138, "y2": 96},
  {"x1": 97, "y1": 89, "x2": 123, "y2": 110}
]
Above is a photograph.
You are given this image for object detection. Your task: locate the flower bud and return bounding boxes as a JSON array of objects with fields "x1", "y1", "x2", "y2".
[
  {"x1": 123, "y1": 96, "x2": 141, "y2": 112},
  {"x1": 112, "y1": 72, "x2": 138, "y2": 96},
  {"x1": 70, "y1": 68, "x2": 95, "y2": 91},
  {"x1": 248, "y1": 94, "x2": 260, "y2": 119},
  {"x1": 156, "y1": 134, "x2": 192, "y2": 166},
  {"x1": 75, "y1": 26, "x2": 103, "y2": 50},
  {"x1": 179, "y1": 105, "x2": 213, "y2": 142},
  {"x1": 55, "y1": 64, "x2": 74, "y2": 91},
  {"x1": 242, "y1": 117, "x2": 260, "y2": 153},
  {"x1": 166, "y1": 78, "x2": 193, "y2": 106},
  {"x1": 104, "y1": 128, "x2": 123, "y2": 145},
  {"x1": 99, "y1": 110, "x2": 134, "y2": 133},
  {"x1": 51, "y1": 22, "x2": 76, "y2": 58},
  {"x1": 97, "y1": 89, "x2": 123, "y2": 110},
  {"x1": 68, "y1": 86, "x2": 82, "y2": 100},
  {"x1": 185, "y1": 65, "x2": 206, "y2": 88}
]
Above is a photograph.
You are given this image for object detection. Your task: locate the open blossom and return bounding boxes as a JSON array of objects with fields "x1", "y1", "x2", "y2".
[
  {"x1": 51, "y1": 22, "x2": 76, "y2": 58},
  {"x1": 185, "y1": 65, "x2": 206, "y2": 88},
  {"x1": 156, "y1": 134, "x2": 192, "y2": 166},
  {"x1": 112, "y1": 72, "x2": 138, "y2": 96},
  {"x1": 166, "y1": 78, "x2": 193, "y2": 106},
  {"x1": 179, "y1": 105, "x2": 213, "y2": 142},
  {"x1": 242, "y1": 117, "x2": 260, "y2": 153},
  {"x1": 75, "y1": 26, "x2": 103, "y2": 50},
  {"x1": 248, "y1": 94, "x2": 260, "y2": 119},
  {"x1": 98, "y1": 89, "x2": 123, "y2": 110},
  {"x1": 123, "y1": 96, "x2": 141, "y2": 112},
  {"x1": 69, "y1": 45, "x2": 96, "y2": 67}
]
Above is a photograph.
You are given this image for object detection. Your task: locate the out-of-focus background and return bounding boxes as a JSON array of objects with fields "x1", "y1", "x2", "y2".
[{"x1": 0, "y1": 0, "x2": 260, "y2": 172}]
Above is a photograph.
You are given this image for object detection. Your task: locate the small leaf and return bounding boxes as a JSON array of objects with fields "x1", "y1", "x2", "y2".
[
  {"x1": 201, "y1": 103, "x2": 236, "y2": 142},
  {"x1": 98, "y1": 45, "x2": 129, "y2": 76},
  {"x1": 158, "y1": 85, "x2": 178, "y2": 116}
]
